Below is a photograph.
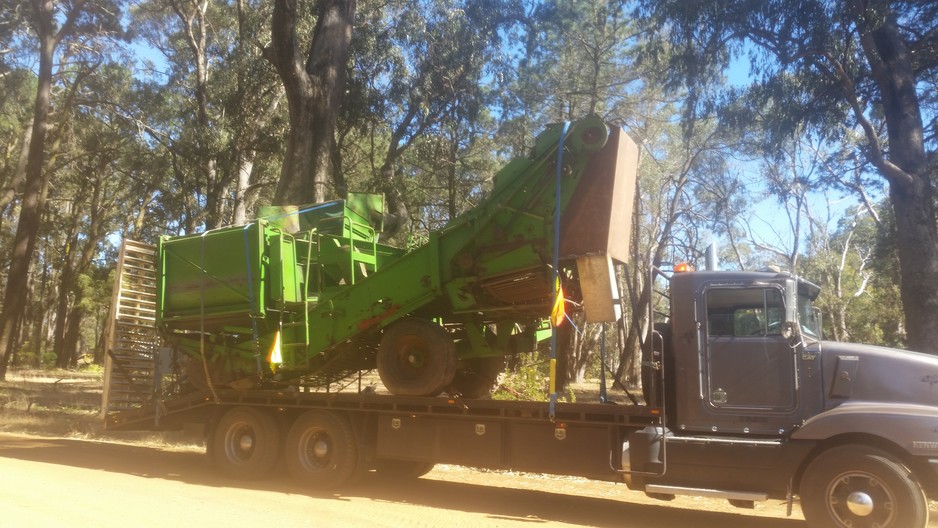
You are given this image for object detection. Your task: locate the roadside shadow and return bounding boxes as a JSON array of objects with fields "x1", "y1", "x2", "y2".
[
  {"x1": 0, "y1": 435, "x2": 806, "y2": 528},
  {"x1": 347, "y1": 477, "x2": 806, "y2": 528}
]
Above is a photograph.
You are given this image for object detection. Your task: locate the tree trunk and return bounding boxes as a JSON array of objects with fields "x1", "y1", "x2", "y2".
[
  {"x1": 62, "y1": 295, "x2": 84, "y2": 368},
  {"x1": 0, "y1": 0, "x2": 56, "y2": 379},
  {"x1": 278, "y1": 98, "x2": 319, "y2": 203},
  {"x1": 376, "y1": 160, "x2": 409, "y2": 237},
  {"x1": 446, "y1": 128, "x2": 458, "y2": 221},
  {"x1": 889, "y1": 183, "x2": 938, "y2": 351},
  {"x1": 232, "y1": 151, "x2": 256, "y2": 225},
  {"x1": 860, "y1": 13, "x2": 937, "y2": 353},
  {"x1": 267, "y1": 0, "x2": 356, "y2": 206},
  {"x1": 0, "y1": 118, "x2": 33, "y2": 214},
  {"x1": 52, "y1": 265, "x2": 75, "y2": 368}
]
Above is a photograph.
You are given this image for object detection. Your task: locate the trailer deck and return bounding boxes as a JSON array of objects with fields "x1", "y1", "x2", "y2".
[{"x1": 106, "y1": 388, "x2": 661, "y2": 432}]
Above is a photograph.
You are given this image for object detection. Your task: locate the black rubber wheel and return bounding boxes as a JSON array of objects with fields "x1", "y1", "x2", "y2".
[
  {"x1": 373, "y1": 459, "x2": 435, "y2": 479},
  {"x1": 211, "y1": 406, "x2": 281, "y2": 480},
  {"x1": 451, "y1": 355, "x2": 505, "y2": 399},
  {"x1": 800, "y1": 445, "x2": 929, "y2": 528},
  {"x1": 285, "y1": 410, "x2": 358, "y2": 489},
  {"x1": 377, "y1": 319, "x2": 457, "y2": 396}
]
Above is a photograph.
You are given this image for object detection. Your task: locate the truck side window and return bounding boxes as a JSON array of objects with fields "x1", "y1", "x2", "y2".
[{"x1": 706, "y1": 288, "x2": 784, "y2": 337}]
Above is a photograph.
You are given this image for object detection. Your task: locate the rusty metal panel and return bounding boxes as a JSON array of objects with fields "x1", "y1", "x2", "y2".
[
  {"x1": 560, "y1": 127, "x2": 639, "y2": 264},
  {"x1": 576, "y1": 254, "x2": 622, "y2": 323}
]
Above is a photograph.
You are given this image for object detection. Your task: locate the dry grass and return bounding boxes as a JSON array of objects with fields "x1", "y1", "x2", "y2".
[{"x1": 0, "y1": 369, "x2": 200, "y2": 447}]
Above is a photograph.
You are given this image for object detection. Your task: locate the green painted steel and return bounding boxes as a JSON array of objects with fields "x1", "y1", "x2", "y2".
[{"x1": 155, "y1": 116, "x2": 628, "y2": 387}]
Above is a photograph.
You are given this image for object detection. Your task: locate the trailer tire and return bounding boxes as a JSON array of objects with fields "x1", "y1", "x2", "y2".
[
  {"x1": 211, "y1": 406, "x2": 281, "y2": 480},
  {"x1": 378, "y1": 319, "x2": 457, "y2": 396},
  {"x1": 373, "y1": 459, "x2": 435, "y2": 479},
  {"x1": 452, "y1": 355, "x2": 505, "y2": 399},
  {"x1": 800, "y1": 445, "x2": 928, "y2": 528},
  {"x1": 285, "y1": 410, "x2": 358, "y2": 490}
]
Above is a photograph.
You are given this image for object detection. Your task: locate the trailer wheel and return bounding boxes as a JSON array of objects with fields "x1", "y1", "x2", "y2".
[
  {"x1": 285, "y1": 410, "x2": 358, "y2": 489},
  {"x1": 800, "y1": 445, "x2": 928, "y2": 528},
  {"x1": 378, "y1": 319, "x2": 457, "y2": 396},
  {"x1": 211, "y1": 406, "x2": 281, "y2": 480},
  {"x1": 451, "y1": 355, "x2": 505, "y2": 399},
  {"x1": 373, "y1": 459, "x2": 435, "y2": 479}
]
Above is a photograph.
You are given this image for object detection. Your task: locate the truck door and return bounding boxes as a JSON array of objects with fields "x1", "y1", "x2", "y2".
[{"x1": 696, "y1": 285, "x2": 799, "y2": 433}]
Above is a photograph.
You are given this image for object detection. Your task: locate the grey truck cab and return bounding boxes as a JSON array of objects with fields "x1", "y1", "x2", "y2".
[{"x1": 626, "y1": 268, "x2": 938, "y2": 528}]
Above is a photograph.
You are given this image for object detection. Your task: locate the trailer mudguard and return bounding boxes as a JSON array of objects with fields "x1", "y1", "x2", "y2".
[{"x1": 790, "y1": 401, "x2": 938, "y2": 457}]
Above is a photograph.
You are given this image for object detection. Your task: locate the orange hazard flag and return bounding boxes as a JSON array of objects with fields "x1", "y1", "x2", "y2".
[
  {"x1": 268, "y1": 330, "x2": 283, "y2": 372},
  {"x1": 550, "y1": 279, "x2": 565, "y2": 327}
]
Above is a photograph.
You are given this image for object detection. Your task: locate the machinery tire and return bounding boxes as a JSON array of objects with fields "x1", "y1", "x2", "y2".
[
  {"x1": 211, "y1": 406, "x2": 281, "y2": 480},
  {"x1": 285, "y1": 410, "x2": 358, "y2": 489},
  {"x1": 377, "y1": 319, "x2": 457, "y2": 396},
  {"x1": 373, "y1": 459, "x2": 435, "y2": 479},
  {"x1": 451, "y1": 355, "x2": 505, "y2": 399},
  {"x1": 800, "y1": 445, "x2": 928, "y2": 528}
]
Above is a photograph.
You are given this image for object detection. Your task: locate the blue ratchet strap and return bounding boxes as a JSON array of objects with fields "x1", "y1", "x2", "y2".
[
  {"x1": 563, "y1": 312, "x2": 582, "y2": 335},
  {"x1": 549, "y1": 122, "x2": 570, "y2": 421}
]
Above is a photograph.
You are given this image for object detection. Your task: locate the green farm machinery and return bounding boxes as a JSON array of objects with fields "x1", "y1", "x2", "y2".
[{"x1": 146, "y1": 116, "x2": 637, "y2": 398}]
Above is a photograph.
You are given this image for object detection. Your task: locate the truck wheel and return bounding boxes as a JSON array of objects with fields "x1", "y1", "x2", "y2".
[
  {"x1": 211, "y1": 406, "x2": 281, "y2": 480},
  {"x1": 800, "y1": 445, "x2": 929, "y2": 528},
  {"x1": 451, "y1": 355, "x2": 505, "y2": 399},
  {"x1": 285, "y1": 410, "x2": 358, "y2": 489},
  {"x1": 373, "y1": 459, "x2": 435, "y2": 479},
  {"x1": 378, "y1": 319, "x2": 457, "y2": 396}
]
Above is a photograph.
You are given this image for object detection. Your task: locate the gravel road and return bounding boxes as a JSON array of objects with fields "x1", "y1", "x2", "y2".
[{"x1": 0, "y1": 433, "x2": 813, "y2": 528}]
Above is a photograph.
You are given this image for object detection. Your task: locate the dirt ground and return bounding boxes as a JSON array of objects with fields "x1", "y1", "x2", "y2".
[{"x1": 0, "y1": 370, "x2": 935, "y2": 527}]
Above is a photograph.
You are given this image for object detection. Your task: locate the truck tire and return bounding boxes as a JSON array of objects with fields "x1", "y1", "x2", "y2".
[
  {"x1": 285, "y1": 410, "x2": 358, "y2": 489},
  {"x1": 373, "y1": 459, "x2": 435, "y2": 479},
  {"x1": 211, "y1": 406, "x2": 281, "y2": 480},
  {"x1": 451, "y1": 355, "x2": 505, "y2": 399},
  {"x1": 378, "y1": 318, "x2": 457, "y2": 396},
  {"x1": 800, "y1": 445, "x2": 929, "y2": 528}
]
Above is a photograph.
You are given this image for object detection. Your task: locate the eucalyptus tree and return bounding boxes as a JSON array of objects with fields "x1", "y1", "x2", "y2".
[
  {"x1": 132, "y1": 0, "x2": 284, "y2": 230},
  {"x1": 611, "y1": 107, "x2": 737, "y2": 389},
  {"x1": 495, "y1": 0, "x2": 728, "y2": 389},
  {"x1": 266, "y1": 0, "x2": 356, "y2": 206},
  {"x1": 46, "y1": 63, "x2": 163, "y2": 367},
  {"x1": 640, "y1": 0, "x2": 938, "y2": 353},
  {"x1": 0, "y1": 71, "x2": 35, "y2": 218},
  {"x1": 499, "y1": 0, "x2": 641, "y2": 155},
  {"x1": 334, "y1": 0, "x2": 518, "y2": 238},
  {"x1": 0, "y1": 0, "x2": 123, "y2": 380},
  {"x1": 404, "y1": 111, "x2": 501, "y2": 233}
]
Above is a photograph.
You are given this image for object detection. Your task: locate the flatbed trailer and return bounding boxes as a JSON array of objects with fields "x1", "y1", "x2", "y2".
[
  {"x1": 106, "y1": 387, "x2": 660, "y2": 484},
  {"x1": 100, "y1": 118, "x2": 938, "y2": 528}
]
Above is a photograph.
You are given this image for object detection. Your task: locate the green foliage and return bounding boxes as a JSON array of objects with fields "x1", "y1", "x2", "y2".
[
  {"x1": 491, "y1": 354, "x2": 575, "y2": 402},
  {"x1": 801, "y1": 201, "x2": 905, "y2": 348},
  {"x1": 0, "y1": 0, "x2": 930, "y2": 380},
  {"x1": 14, "y1": 341, "x2": 56, "y2": 369},
  {"x1": 492, "y1": 359, "x2": 548, "y2": 401},
  {"x1": 637, "y1": 0, "x2": 938, "y2": 352}
]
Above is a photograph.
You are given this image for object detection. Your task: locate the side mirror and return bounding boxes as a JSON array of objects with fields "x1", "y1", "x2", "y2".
[{"x1": 781, "y1": 321, "x2": 797, "y2": 341}]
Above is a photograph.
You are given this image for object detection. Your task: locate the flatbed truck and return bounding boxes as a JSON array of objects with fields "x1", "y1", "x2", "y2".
[{"x1": 101, "y1": 120, "x2": 938, "y2": 528}]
